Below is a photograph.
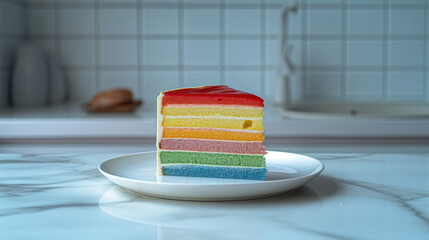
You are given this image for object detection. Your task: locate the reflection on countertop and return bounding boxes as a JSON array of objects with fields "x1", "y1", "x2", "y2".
[{"x1": 1, "y1": 151, "x2": 428, "y2": 239}]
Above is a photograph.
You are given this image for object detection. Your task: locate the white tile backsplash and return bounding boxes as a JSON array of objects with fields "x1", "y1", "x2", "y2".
[
  {"x1": 142, "y1": 9, "x2": 178, "y2": 34},
  {"x1": 0, "y1": 0, "x2": 427, "y2": 103},
  {"x1": 347, "y1": 72, "x2": 383, "y2": 98},
  {"x1": 307, "y1": 72, "x2": 342, "y2": 98},
  {"x1": 27, "y1": 9, "x2": 54, "y2": 35},
  {"x1": 389, "y1": 41, "x2": 425, "y2": 66},
  {"x1": 0, "y1": 71, "x2": 9, "y2": 107},
  {"x1": 185, "y1": 0, "x2": 219, "y2": 2},
  {"x1": 267, "y1": 39, "x2": 279, "y2": 67},
  {"x1": 348, "y1": 41, "x2": 383, "y2": 66},
  {"x1": 185, "y1": 40, "x2": 220, "y2": 65},
  {"x1": 59, "y1": 9, "x2": 95, "y2": 34},
  {"x1": 184, "y1": 71, "x2": 220, "y2": 86},
  {"x1": 31, "y1": 40, "x2": 56, "y2": 57},
  {"x1": 0, "y1": 1, "x2": 24, "y2": 108},
  {"x1": 101, "y1": 0, "x2": 136, "y2": 3},
  {"x1": 427, "y1": 9, "x2": 429, "y2": 34},
  {"x1": 66, "y1": 70, "x2": 96, "y2": 99},
  {"x1": 348, "y1": 0, "x2": 383, "y2": 4},
  {"x1": 267, "y1": 8, "x2": 301, "y2": 36},
  {"x1": 100, "y1": 40, "x2": 137, "y2": 65},
  {"x1": 61, "y1": 0, "x2": 95, "y2": 3},
  {"x1": 308, "y1": 0, "x2": 342, "y2": 4},
  {"x1": 26, "y1": 0, "x2": 55, "y2": 8},
  {"x1": 143, "y1": 40, "x2": 178, "y2": 66},
  {"x1": 308, "y1": 40, "x2": 342, "y2": 66},
  {"x1": 268, "y1": 39, "x2": 301, "y2": 67},
  {"x1": 226, "y1": 9, "x2": 261, "y2": 35},
  {"x1": 389, "y1": 10, "x2": 425, "y2": 35},
  {"x1": 60, "y1": 40, "x2": 95, "y2": 66},
  {"x1": 185, "y1": 9, "x2": 220, "y2": 35},
  {"x1": 226, "y1": 71, "x2": 261, "y2": 96},
  {"x1": 265, "y1": 71, "x2": 276, "y2": 99},
  {"x1": 0, "y1": 1, "x2": 25, "y2": 36},
  {"x1": 226, "y1": 40, "x2": 261, "y2": 65},
  {"x1": 388, "y1": 72, "x2": 424, "y2": 98},
  {"x1": 145, "y1": 0, "x2": 178, "y2": 2},
  {"x1": 390, "y1": 0, "x2": 425, "y2": 3},
  {"x1": 100, "y1": 71, "x2": 139, "y2": 96},
  {"x1": 0, "y1": 39, "x2": 22, "y2": 67},
  {"x1": 100, "y1": 9, "x2": 137, "y2": 35},
  {"x1": 267, "y1": 9, "x2": 281, "y2": 36},
  {"x1": 308, "y1": 9, "x2": 342, "y2": 35},
  {"x1": 143, "y1": 71, "x2": 179, "y2": 99},
  {"x1": 348, "y1": 10, "x2": 383, "y2": 35}
]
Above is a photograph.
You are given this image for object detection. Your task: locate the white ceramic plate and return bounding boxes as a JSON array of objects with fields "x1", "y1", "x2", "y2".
[{"x1": 98, "y1": 151, "x2": 324, "y2": 201}]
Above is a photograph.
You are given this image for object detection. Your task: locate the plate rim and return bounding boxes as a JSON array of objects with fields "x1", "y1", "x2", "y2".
[{"x1": 98, "y1": 151, "x2": 325, "y2": 187}]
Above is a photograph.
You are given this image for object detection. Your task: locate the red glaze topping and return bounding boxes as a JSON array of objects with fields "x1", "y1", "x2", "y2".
[{"x1": 162, "y1": 85, "x2": 264, "y2": 107}]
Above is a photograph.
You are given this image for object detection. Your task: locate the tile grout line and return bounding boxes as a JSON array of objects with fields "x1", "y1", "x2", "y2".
[
  {"x1": 301, "y1": 0, "x2": 308, "y2": 101},
  {"x1": 260, "y1": 0, "x2": 266, "y2": 98},
  {"x1": 178, "y1": 0, "x2": 184, "y2": 87},
  {"x1": 23, "y1": 1, "x2": 28, "y2": 43},
  {"x1": 0, "y1": 0, "x2": 7, "y2": 84},
  {"x1": 55, "y1": 64, "x2": 429, "y2": 71},
  {"x1": 95, "y1": 0, "x2": 100, "y2": 93},
  {"x1": 220, "y1": 0, "x2": 226, "y2": 85},
  {"x1": 54, "y1": 0, "x2": 59, "y2": 62},
  {"x1": 423, "y1": 0, "x2": 428, "y2": 99},
  {"x1": 137, "y1": 0, "x2": 143, "y2": 98},
  {"x1": 382, "y1": 0, "x2": 389, "y2": 99},
  {"x1": 1, "y1": 0, "x2": 25, "y2": 7},
  {"x1": 26, "y1": 33, "x2": 429, "y2": 41},
  {"x1": 341, "y1": 0, "x2": 348, "y2": 99},
  {"x1": 31, "y1": 2, "x2": 423, "y2": 11}
]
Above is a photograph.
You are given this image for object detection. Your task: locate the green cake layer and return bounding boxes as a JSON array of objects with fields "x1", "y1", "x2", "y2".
[{"x1": 160, "y1": 151, "x2": 265, "y2": 167}]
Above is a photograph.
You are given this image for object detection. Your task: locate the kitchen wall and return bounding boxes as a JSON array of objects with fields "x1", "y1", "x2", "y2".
[
  {"x1": 0, "y1": 0, "x2": 26, "y2": 107},
  {"x1": 1, "y1": 0, "x2": 429, "y2": 104}
]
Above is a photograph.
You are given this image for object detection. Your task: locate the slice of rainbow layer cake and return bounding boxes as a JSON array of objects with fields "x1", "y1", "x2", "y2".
[{"x1": 156, "y1": 85, "x2": 267, "y2": 180}]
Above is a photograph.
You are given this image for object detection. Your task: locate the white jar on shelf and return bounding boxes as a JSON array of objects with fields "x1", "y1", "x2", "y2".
[{"x1": 12, "y1": 45, "x2": 48, "y2": 107}]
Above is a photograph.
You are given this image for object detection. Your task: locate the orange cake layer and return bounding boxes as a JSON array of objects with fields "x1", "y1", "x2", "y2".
[{"x1": 162, "y1": 127, "x2": 264, "y2": 142}]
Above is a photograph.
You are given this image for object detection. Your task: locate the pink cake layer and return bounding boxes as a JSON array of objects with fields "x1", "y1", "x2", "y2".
[{"x1": 159, "y1": 138, "x2": 266, "y2": 154}]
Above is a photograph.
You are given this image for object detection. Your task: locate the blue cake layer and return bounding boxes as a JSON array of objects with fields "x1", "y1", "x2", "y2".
[{"x1": 162, "y1": 164, "x2": 267, "y2": 180}]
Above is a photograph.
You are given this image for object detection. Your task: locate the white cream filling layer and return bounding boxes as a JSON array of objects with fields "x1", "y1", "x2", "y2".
[{"x1": 162, "y1": 127, "x2": 264, "y2": 133}]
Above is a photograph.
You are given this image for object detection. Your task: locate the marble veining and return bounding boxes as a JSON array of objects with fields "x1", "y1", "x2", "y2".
[
  {"x1": 334, "y1": 178, "x2": 429, "y2": 225},
  {"x1": 1, "y1": 152, "x2": 429, "y2": 240}
]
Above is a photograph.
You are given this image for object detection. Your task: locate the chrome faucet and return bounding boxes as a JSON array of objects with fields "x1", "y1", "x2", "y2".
[{"x1": 275, "y1": 2, "x2": 298, "y2": 105}]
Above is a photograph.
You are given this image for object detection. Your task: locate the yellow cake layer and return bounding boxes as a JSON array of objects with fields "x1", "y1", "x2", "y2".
[
  {"x1": 162, "y1": 128, "x2": 264, "y2": 142},
  {"x1": 162, "y1": 117, "x2": 264, "y2": 131},
  {"x1": 162, "y1": 106, "x2": 263, "y2": 117}
]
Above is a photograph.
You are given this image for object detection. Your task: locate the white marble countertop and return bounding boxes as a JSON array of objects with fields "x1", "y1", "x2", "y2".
[
  {"x1": 1, "y1": 149, "x2": 429, "y2": 239},
  {"x1": 3, "y1": 101, "x2": 429, "y2": 139}
]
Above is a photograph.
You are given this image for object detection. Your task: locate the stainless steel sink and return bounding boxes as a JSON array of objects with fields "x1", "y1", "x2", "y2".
[{"x1": 280, "y1": 101, "x2": 429, "y2": 118}]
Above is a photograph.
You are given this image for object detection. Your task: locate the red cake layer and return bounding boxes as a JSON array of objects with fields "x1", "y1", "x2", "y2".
[
  {"x1": 159, "y1": 138, "x2": 266, "y2": 154},
  {"x1": 162, "y1": 85, "x2": 264, "y2": 107}
]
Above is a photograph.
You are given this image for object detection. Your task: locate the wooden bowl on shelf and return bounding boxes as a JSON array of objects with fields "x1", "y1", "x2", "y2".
[{"x1": 83, "y1": 88, "x2": 143, "y2": 113}]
